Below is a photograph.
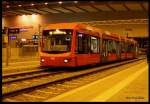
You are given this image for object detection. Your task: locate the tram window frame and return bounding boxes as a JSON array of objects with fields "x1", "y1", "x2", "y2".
[
  {"x1": 112, "y1": 40, "x2": 119, "y2": 54},
  {"x1": 76, "y1": 32, "x2": 90, "y2": 54},
  {"x1": 76, "y1": 32, "x2": 100, "y2": 54},
  {"x1": 121, "y1": 42, "x2": 126, "y2": 53},
  {"x1": 116, "y1": 41, "x2": 120, "y2": 54},
  {"x1": 127, "y1": 43, "x2": 134, "y2": 53},
  {"x1": 90, "y1": 36, "x2": 100, "y2": 54},
  {"x1": 107, "y1": 39, "x2": 117, "y2": 54},
  {"x1": 102, "y1": 39, "x2": 108, "y2": 56}
]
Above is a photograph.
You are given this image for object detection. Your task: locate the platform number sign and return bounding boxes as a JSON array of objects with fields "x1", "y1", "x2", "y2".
[{"x1": 8, "y1": 28, "x2": 20, "y2": 34}]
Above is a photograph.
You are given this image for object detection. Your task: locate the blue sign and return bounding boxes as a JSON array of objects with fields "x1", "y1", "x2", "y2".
[{"x1": 10, "y1": 36, "x2": 17, "y2": 40}]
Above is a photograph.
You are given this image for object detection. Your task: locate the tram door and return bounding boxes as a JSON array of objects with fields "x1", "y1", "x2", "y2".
[
  {"x1": 101, "y1": 39, "x2": 108, "y2": 63},
  {"x1": 115, "y1": 41, "x2": 121, "y2": 60}
]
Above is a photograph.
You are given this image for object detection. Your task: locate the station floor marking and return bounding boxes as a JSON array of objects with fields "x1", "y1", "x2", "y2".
[
  {"x1": 91, "y1": 65, "x2": 148, "y2": 102},
  {"x1": 44, "y1": 61, "x2": 147, "y2": 102}
]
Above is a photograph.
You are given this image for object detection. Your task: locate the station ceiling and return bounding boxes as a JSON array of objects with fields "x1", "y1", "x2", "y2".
[{"x1": 2, "y1": 1, "x2": 148, "y2": 17}]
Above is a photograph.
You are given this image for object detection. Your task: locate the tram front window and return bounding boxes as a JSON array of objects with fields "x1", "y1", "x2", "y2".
[{"x1": 42, "y1": 29, "x2": 72, "y2": 53}]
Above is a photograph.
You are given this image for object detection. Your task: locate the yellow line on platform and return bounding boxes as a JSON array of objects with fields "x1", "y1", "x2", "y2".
[
  {"x1": 91, "y1": 65, "x2": 148, "y2": 102},
  {"x1": 44, "y1": 61, "x2": 147, "y2": 102}
]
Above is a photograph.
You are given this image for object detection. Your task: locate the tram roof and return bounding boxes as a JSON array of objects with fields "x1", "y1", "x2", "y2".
[
  {"x1": 44, "y1": 23, "x2": 104, "y2": 33},
  {"x1": 44, "y1": 23, "x2": 78, "y2": 30}
]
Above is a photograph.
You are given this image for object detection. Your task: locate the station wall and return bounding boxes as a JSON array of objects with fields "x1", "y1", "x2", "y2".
[{"x1": 2, "y1": 12, "x2": 148, "y2": 39}]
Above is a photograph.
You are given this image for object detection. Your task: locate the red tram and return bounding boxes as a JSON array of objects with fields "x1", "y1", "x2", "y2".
[{"x1": 40, "y1": 23, "x2": 138, "y2": 67}]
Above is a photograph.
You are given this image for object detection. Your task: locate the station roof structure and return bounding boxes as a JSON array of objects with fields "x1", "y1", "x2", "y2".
[{"x1": 2, "y1": 1, "x2": 148, "y2": 17}]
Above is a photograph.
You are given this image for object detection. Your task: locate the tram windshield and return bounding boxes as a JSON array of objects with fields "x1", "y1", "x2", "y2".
[{"x1": 42, "y1": 29, "x2": 72, "y2": 53}]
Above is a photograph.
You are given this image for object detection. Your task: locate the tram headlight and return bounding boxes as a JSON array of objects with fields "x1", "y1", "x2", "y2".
[
  {"x1": 64, "y1": 59, "x2": 69, "y2": 63},
  {"x1": 41, "y1": 59, "x2": 45, "y2": 62}
]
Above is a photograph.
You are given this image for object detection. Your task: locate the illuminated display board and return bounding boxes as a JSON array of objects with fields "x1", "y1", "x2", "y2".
[
  {"x1": 10, "y1": 36, "x2": 17, "y2": 40},
  {"x1": 8, "y1": 28, "x2": 20, "y2": 34},
  {"x1": 43, "y1": 29, "x2": 72, "y2": 36},
  {"x1": 49, "y1": 30, "x2": 67, "y2": 35}
]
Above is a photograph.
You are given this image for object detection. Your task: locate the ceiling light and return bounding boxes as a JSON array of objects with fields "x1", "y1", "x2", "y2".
[
  {"x1": 18, "y1": 5, "x2": 22, "y2": 7},
  {"x1": 90, "y1": 1, "x2": 95, "y2": 3},
  {"x1": 74, "y1": 1, "x2": 78, "y2": 3},
  {"x1": 21, "y1": 38, "x2": 26, "y2": 41},
  {"x1": 6, "y1": 5, "x2": 10, "y2": 8},
  {"x1": 44, "y1": 2, "x2": 48, "y2": 5},
  {"x1": 22, "y1": 15, "x2": 27, "y2": 18},
  {"x1": 31, "y1": 14, "x2": 37, "y2": 19},
  {"x1": 31, "y1": 3, "x2": 34, "y2": 6},
  {"x1": 58, "y1": 1, "x2": 62, "y2": 4}
]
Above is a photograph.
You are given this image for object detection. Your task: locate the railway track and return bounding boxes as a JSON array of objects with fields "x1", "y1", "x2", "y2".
[
  {"x1": 2, "y1": 68, "x2": 64, "y2": 84},
  {"x1": 2, "y1": 58, "x2": 146, "y2": 102}
]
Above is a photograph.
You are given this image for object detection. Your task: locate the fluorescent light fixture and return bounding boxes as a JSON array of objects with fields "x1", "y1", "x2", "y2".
[
  {"x1": 45, "y1": 2, "x2": 48, "y2": 5},
  {"x1": 6, "y1": 5, "x2": 10, "y2": 8},
  {"x1": 31, "y1": 3, "x2": 34, "y2": 6},
  {"x1": 21, "y1": 38, "x2": 26, "y2": 41},
  {"x1": 18, "y1": 5, "x2": 22, "y2": 7},
  {"x1": 58, "y1": 1, "x2": 62, "y2": 4},
  {"x1": 74, "y1": 1, "x2": 78, "y2": 3}
]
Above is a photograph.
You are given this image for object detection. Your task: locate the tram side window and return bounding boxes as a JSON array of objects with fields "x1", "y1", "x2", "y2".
[
  {"x1": 113, "y1": 40, "x2": 120, "y2": 54},
  {"x1": 107, "y1": 40, "x2": 112, "y2": 53},
  {"x1": 91, "y1": 36, "x2": 99, "y2": 53},
  {"x1": 131, "y1": 44, "x2": 135, "y2": 52},
  {"x1": 107, "y1": 40, "x2": 116, "y2": 54},
  {"x1": 115, "y1": 41, "x2": 120, "y2": 54},
  {"x1": 111, "y1": 40, "x2": 116, "y2": 53},
  {"x1": 127, "y1": 44, "x2": 134, "y2": 53},
  {"x1": 102, "y1": 39, "x2": 108, "y2": 56},
  {"x1": 76, "y1": 32, "x2": 99, "y2": 54},
  {"x1": 127, "y1": 44, "x2": 130, "y2": 53},
  {"x1": 77, "y1": 33, "x2": 89, "y2": 54},
  {"x1": 121, "y1": 42, "x2": 125, "y2": 53}
]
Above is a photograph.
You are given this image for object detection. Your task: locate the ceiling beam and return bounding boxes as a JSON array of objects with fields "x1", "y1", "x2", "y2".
[
  {"x1": 105, "y1": 3, "x2": 116, "y2": 12},
  {"x1": 16, "y1": 10, "x2": 32, "y2": 15},
  {"x1": 140, "y1": 3, "x2": 146, "y2": 12},
  {"x1": 89, "y1": 4, "x2": 102, "y2": 12},
  {"x1": 3, "y1": 12, "x2": 16, "y2": 16},
  {"x1": 7, "y1": 11, "x2": 22, "y2": 15},
  {"x1": 3, "y1": 1, "x2": 148, "y2": 13},
  {"x1": 75, "y1": 5, "x2": 89, "y2": 12},
  {"x1": 24, "y1": 9, "x2": 42, "y2": 15},
  {"x1": 33, "y1": 7, "x2": 50, "y2": 14},
  {"x1": 61, "y1": 6, "x2": 77, "y2": 13},
  {"x1": 47, "y1": 6, "x2": 65, "y2": 13},
  {"x1": 122, "y1": 3, "x2": 130, "y2": 11},
  {"x1": 35, "y1": 8, "x2": 53, "y2": 14},
  {"x1": 16, "y1": 7, "x2": 33, "y2": 15}
]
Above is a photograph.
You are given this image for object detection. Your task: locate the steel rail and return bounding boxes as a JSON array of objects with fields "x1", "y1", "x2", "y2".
[
  {"x1": 2, "y1": 58, "x2": 145, "y2": 98},
  {"x1": 3, "y1": 67, "x2": 46, "y2": 78},
  {"x1": 2, "y1": 70, "x2": 64, "y2": 84}
]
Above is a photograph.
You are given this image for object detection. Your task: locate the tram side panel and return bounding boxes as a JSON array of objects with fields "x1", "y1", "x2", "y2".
[
  {"x1": 101, "y1": 35, "x2": 120, "y2": 63},
  {"x1": 75, "y1": 31, "x2": 101, "y2": 67}
]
